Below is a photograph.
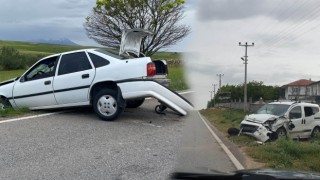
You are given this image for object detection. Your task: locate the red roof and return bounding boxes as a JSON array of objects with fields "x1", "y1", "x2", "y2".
[{"x1": 283, "y1": 79, "x2": 315, "y2": 87}]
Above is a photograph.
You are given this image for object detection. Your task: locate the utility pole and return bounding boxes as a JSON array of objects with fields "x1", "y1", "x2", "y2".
[
  {"x1": 216, "y1": 74, "x2": 224, "y2": 90},
  {"x1": 209, "y1": 90, "x2": 214, "y2": 108},
  {"x1": 213, "y1": 84, "x2": 217, "y2": 107},
  {"x1": 239, "y1": 42, "x2": 254, "y2": 112}
]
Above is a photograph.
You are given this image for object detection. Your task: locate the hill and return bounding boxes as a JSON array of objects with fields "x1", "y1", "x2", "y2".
[{"x1": 28, "y1": 38, "x2": 79, "y2": 46}]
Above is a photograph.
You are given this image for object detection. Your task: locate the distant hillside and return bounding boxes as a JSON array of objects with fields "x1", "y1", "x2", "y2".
[{"x1": 28, "y1": 38, "x2": 79, "y2": 46}]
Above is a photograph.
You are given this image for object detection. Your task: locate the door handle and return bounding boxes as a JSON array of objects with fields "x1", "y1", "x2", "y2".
[
  {"x1": 82, "y1": 74, "x2": 89, "y2": 79},
  {"x1": 44, "y1": 80, "x2": 51, "y2": 85}
]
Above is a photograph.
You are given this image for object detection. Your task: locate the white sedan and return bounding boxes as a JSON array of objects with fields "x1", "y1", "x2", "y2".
[{"x1": 0, "y1": 29, "x2": 193, "y2": 120}]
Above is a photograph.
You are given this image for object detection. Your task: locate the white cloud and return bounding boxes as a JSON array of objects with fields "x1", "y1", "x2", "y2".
[{"x1": 0, "y1": 0, "x2": 97, "y2": 45}]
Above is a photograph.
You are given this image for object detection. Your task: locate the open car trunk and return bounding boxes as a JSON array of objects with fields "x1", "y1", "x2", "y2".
[{"x1": 119, "y1": 28, "x2": 152, "y2": 57}]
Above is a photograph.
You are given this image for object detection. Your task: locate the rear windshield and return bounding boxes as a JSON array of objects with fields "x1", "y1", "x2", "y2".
[
  {"x1": 94, "y1": 49, "x2": 125, "y2": 60},
  {"x1": 256, "y1": 104, "x2": 291, "y2": 116}
]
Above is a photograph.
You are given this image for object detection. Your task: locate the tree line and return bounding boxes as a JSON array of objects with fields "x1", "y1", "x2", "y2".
[{"x1": 207, "y1": 81, "x2": 285, "y2": 108}]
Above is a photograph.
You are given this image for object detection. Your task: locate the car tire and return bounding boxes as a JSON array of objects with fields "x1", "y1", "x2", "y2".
[
  {"x1": 93, "y1": 89, "x2": 123, "y2": 121},
  {"x1": 276, "y1": 127, "x2": 287, "y2": 139},
  {"x1": 126, "y1": 98, "x2": 145, "y2": 108},
  {"x1": 0, "y1": 97, "x2": 11, "y2": 110},
  {"x1": 311, "y1": 126, "x2": 320, "y2": 138}
]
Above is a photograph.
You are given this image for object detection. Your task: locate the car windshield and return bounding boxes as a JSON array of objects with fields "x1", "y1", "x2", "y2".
[{"x1": 255, "y1": 104, "x2": 291, "y2": 116}]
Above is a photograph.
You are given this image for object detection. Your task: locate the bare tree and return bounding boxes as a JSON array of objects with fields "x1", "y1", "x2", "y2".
[{"x1": 84, "y1": 0, "x2": 190, "y2": 56}]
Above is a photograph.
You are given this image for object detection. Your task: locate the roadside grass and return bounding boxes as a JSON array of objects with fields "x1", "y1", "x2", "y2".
[
  {"x1": 0, "y1": 69, "x2": 25, "y2": 81},
  {"x1": 152, "y1": 52, "x2": 181, "y2": 60},
  {"x1": 168, "y1": 65, "x2": 188, "y2": 91},
  {"x1": 0, "y1": 108, "x2": 31, "y2": 118},
  {"x1": 200, "y1": 108, "x2": 320, "y2": 172}
]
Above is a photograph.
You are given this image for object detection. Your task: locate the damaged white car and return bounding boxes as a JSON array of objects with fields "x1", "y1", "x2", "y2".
[
  {"x1": 0, "y1": 29, "x2": 193, "y2": 121},
  {"x1": 239, "y1": 102, "x2": 320, "y2": 142}
]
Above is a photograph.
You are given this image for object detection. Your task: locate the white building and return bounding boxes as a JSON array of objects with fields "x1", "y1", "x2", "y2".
[{"x1": 282, "y1": 79, "x2": 314, "y2": 100}]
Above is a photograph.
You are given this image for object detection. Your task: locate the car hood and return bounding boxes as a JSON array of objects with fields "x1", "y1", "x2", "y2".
[
  {"x1": 0, "y1": 77, "x2": 16, "y2": 87},
  {"x1": 119, "y1": 28, "x2": 153, "y2": 57},
  {"x1": 244, "y1": 114, "x2": 278, "y2": 123},
  {"x1": 172, "y1": 168, "x2": 320, "y2": 179}
]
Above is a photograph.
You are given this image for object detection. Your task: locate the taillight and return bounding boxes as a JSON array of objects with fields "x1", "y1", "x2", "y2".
[{"x1": 147, "y1": 62, "x2": 156, "y2": 76}]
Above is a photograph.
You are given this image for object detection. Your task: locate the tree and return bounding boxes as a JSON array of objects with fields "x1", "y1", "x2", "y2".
[
  {"x1": 0, "y1": 46, "x2": 24, "y2": 70},
  {"x1": 84, "y1": 0, "x2": 190, "y2": 56},
  {"x1": 211, "y1": 81, "x2": 282, "y2": 103}
]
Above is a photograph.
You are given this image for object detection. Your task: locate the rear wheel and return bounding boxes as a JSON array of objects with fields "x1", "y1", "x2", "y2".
[
  {"x1": 311, "y1": 126, "x2": 320, "y2": 137},
  {"x1": 126, "y1": 98, "x2": 145, "y2": 108},
  {"x1": 276, "y1": 127, "x2": 287, "y2": 139},
  {"x1": 93, "y1": 89, "x2": 123, "y2": 121}
]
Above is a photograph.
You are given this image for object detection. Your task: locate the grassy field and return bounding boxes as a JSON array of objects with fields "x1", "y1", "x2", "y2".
[
  {"x1": 168, "y1": 65, "x2": 188, "y2": 91},
  {"x1": 0, "y1": 69, "x2": 25, "y2": 82},
  {"x1": 0, "y1": 40, "x2": 94, "y2": 56},
  {"x1": 201, "y1": 108, "x2": 320, "y2": 172}
]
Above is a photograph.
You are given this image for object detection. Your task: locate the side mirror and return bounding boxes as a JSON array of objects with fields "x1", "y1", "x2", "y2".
[{"x1": 19, "y1": 76, "x2": 26, "y2": 82}]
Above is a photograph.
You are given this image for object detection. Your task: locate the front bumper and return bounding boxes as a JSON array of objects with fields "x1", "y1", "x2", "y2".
[{"x1": 240, "y1": 121, "x2": 271, "y2": 142}]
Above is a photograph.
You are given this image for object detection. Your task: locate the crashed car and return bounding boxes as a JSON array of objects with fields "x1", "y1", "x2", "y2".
[
  {"x1": 239, "y1": 102, "x2": 320, "y2": 142},
  {"x1": 0, "y1": 29, "x2": 193, "y2": 121}
]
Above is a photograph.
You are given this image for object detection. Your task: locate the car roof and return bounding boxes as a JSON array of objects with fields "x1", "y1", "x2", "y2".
[
  {"x1": 269, "y1": 101, "x2": 319, "y2": 107},
  {"x1": 269, "y1": 101, "x2": 295, "y2": 105}
]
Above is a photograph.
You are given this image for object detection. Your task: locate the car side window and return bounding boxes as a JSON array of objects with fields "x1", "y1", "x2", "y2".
[
  {"x1": 58, "y1": 52, "x2": 92, "y2": 75},
  {"x1": 88, "y1": 52, "x2": 110, "y2": 68},
  {"x1": 24, "y1": 56, "x2": 59, "y2": 81},
  {"x1": 312, "y1": 107, "x2": 319, "y2": 114},
  {"x1": 304, "y1": 107, "x2": 314, "y2": 117},
  {"x1": 289, "y1": 106, "x2": 302, "y2": 119}
]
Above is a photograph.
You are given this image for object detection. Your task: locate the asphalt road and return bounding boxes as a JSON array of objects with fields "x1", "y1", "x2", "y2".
[{"x1": 0, "y1": 94, "x2": 237, "y2": 179}]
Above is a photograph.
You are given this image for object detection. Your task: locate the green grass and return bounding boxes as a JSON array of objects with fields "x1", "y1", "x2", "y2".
[
  {"x1": 168, "y1": 65, "x2": 188, "y2": 91},
  {"x1": 0, "y1": 69, "x2": 25, "y2": 81},
  {"x1": 151, "y1": 52, "x2": 181, "y2": 60},
  {"x1": 0, "y1": 108, "x2": 32, "y2": 118},
  {"x1": 0, "y1": 40, "x2": 94, "y2": 55},
  {"x1": 200, "y1": 108, "x2": 320, "y2": 172}
]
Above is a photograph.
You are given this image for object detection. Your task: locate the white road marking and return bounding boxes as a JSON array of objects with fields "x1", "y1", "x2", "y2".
[
  {"x1": 0, "y1": 111, "x2": 67, "y2": 124},
  {"x1": 197, "y1": 111, "x2": 245, "y2": 170}
]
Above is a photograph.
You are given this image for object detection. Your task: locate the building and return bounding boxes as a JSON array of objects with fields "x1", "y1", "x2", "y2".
[{"x1": 282, "y1": 79, "x2": 315, "y2": 100}]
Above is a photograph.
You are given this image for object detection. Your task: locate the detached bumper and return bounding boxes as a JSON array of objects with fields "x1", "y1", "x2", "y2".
[
  {"x1": 240, "y1": 122, "x2": 271, "y2": 142},
  {"x1": 117, "y1": 79, "x2": 193, "y2": 116}
]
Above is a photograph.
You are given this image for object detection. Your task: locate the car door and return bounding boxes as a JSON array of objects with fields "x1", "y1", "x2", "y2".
[
  {"x1": 288, "y1": 105, "x2": 306, "y2": 138},
  {"x1": 12, "y1": 56, "x2": 59, "y2": 108},
  {"x1": 304, "y1": 106, "x2": 318, "y2": 137},
  {"x1": 53, "y1": 51, "x2": 95, "y2": 105}
]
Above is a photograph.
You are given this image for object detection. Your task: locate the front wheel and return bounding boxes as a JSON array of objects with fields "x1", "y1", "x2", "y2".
[
  {"x1": 93, "y1": 89, "x2": 123, "y2": 121},
  {"x1": 0, "y1": 97, "x2": 11, "y2": 110},
  {"x1": 311, "y1": 126, "x2": 320, "y2": 137},
  {"x1": 276, "y1": 127, "x2": 287, "y2": 139}
]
